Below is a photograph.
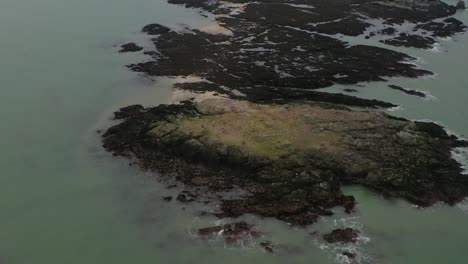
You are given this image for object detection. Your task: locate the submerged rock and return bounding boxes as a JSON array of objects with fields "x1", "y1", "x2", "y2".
[
  {"x1": 323, "y1": 228, "x2": 360, "y2": 244},
  {"x1": 142, "y1": 24, "x2": 171, "y2": 35},
  {"x1": 119, "y1": 42, "x2": 143, "y2": 53},
  {"x1": 343, "y1": 88, "x2": 358, "y2": 93},
  {"x1": 387, "y1": 84, "x2": 427, "y2": 97},
  {"x1": 102, "y1": 99, "x2": 468, "y2": 225},
  {"x1": 260, "y1": 241, "x2": 274, "y2": 253},
  {"x1": 162, "y1": 196, "x2": 173, "y2": 202},
  {"x1": 197, "y1": 222, "x2": 261, "y2": 245},
  {"x1": 341, "y1": 251, "x2": 357, "y2": 260}
]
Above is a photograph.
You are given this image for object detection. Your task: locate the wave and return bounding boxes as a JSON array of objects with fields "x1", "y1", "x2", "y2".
[{"x1": 452, "y1": 147, "x2": 468, "y2": 175}]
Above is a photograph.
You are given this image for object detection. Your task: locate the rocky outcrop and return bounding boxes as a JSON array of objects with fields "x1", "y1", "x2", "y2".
[
  {"x1": 197, "y1": 221, "x2": 261, "y2": 245},
  {"x1": 142, "y1": 24, "x2": 171, "y2": 35},
  {"x1": 323, "y1": 228, "x2": 360, "y2": 244},
  {"x1": 387, "y1": 84, "x2": 427, "y2": 97},
  {"x1": 119, "y1": 42, "x2": 143, "y2": 53},
  {"x1": 102, "y1": 99, "x2": 468, "y2": 225}
]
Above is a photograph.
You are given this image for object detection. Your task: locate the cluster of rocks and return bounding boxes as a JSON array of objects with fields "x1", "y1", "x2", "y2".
[
  {"x1": 322, "y1": 228, "x2": 360, "y2": 244},
  {"x1": 197, "y1": 221, "x2": 262, "y2": 245},
  {"x1": 118, "y1": 0, "x2": 467, "y2": 106}
]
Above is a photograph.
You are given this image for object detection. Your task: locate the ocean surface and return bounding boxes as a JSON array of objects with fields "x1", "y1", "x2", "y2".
[{"x1": 0, "y1": 0, "x2": 467, "y2": 263}]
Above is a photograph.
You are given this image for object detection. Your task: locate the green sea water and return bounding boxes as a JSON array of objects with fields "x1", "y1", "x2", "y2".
[{"x1": 0, "y1": 0, "x2": 467, "y2": 263}]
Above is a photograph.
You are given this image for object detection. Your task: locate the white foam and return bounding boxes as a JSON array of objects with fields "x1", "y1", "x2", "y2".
[
  {"x1": 422, "y1": 92, "x2": 438, "y2": 101},
  {"x1": 421, "y1": 72, "x2": 439, "y2": 80},
  {"x1": 442, "y1": 126, "x2": 466, "y2": 140},
  {"x1": 411, "y1": 122, "x2": 468, "y2": 175},
  {"x1": 428, "y1": 42, "x2": 442, "y2": 53},
  {"x1": 452, "y1": 147, "x2": 468, "y2": 175},
  {"x1": 387, "y1": 105, "x2": 404, "y2": 112},
  {"x1": 457, "y1": 198, "x2": 468, "y2": 214}
]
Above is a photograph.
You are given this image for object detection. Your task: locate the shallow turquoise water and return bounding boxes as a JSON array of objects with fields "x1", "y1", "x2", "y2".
[{"x1": 0, "y1": 0, "x2": 467, "y2": 263}]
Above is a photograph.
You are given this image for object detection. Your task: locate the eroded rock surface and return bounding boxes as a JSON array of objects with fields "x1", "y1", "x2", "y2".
[{"x1": 102, "y1": 99, "x2": 468, "y2": 225}]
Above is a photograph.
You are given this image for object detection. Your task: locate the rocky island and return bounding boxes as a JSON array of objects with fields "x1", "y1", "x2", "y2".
[
  {"x1": 103, "y1": 0, "x2": 468, "y2": 252},
  {"x1": 103, "y1": 98, "x2": 468, "y2": 226}
]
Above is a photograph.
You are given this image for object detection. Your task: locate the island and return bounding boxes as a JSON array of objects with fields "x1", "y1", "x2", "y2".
[{"x1": 103, "y1": 98, "x2": 468, "y2": 226}]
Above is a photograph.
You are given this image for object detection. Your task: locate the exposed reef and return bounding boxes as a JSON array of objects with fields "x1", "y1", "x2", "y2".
[
  {"x1": 197, "y1": 221, "x2": 261, "y2": 245},
  {"x1": 323, "y1": 228, "x2": 360, "y2": 244},
  {"x1": 125, "y1": 0, "x2": 465, "y2": 105},
  {"x1": 102, "y1": 99, "x2": 468, "y2": 226},
  {"x1": 387, "y1": 84, "x2": 427, "y2": 97}
]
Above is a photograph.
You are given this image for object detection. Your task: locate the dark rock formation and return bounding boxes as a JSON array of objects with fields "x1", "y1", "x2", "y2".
[
  {"x1": 260, "y1": 241, "x2": 274, "y2": 253},
  {"x1": 343, "y1": 88, "x2": 358, "y2": 93},
  {"x1": 119, "y1": 42, "x2": 143, "y2": 53},
  {"x1": 388, "y1": 84, "x2": 427, "y2": 97},
  {"x1": 342, "y1": 251, "x2": 357, "y2": 259},
  {"x1": 323, "y1": 228, "x2": 360, "y2": 244},
  {"x1": 197, "y1": 222, "x2": 261, "y2": 245},
  {"x1": 162, "y1": 196, "x2": 173, "y2": 202},
  {"x1": 142, "y1": 24, "x2": 171, "y2": 35}
]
